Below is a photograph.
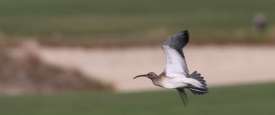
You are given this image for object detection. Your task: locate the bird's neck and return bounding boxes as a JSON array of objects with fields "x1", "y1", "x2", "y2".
[{"x1": 151, "y1": 75, "x2": 163, "y2": 87}]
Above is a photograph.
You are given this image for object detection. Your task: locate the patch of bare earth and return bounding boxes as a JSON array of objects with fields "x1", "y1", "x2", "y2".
[{"x1": 0, "y1": 42, "x2": 113, "y2": 95}]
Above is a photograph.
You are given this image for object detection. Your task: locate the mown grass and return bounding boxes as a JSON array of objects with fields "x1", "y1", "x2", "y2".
[
  {"x1": 0, "y1": 0, "x2": 275, "y2": 44},
  {"x1": 0, "y1": 83, "x2": 275, "y2": 115}
]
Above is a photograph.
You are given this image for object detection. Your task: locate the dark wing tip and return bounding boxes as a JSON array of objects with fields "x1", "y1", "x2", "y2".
[
  {"x1": 163, "y1": 30, "x2": 189, "y2": 50},
  {"x1": 181, "y1": 30, "x2": 189, "y2": 36}
]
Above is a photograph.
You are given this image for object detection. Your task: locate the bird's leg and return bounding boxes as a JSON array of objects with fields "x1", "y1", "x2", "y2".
[{"x1": 176, "y1": 88, "x2": 188, "y2": 106}]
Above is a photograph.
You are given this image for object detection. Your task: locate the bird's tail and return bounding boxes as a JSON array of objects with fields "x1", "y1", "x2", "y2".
[{"x1": 188, "y1": 71, "x2": 208, "y2": 95}]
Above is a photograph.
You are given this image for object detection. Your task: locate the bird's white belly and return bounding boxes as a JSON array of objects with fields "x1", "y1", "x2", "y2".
[{"x1": 160, "y1": 78, "x2": 188, "y2": 89}]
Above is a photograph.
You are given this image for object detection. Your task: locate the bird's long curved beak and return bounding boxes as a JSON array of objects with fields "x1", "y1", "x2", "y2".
[{"x1": 133, "y1": 74, "x2": 148, "y2": 79}]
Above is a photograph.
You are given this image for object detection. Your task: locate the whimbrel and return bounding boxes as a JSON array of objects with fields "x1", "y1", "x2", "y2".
[{"x1": 134, "y1": 30, "x2": 208, "y2": 105}]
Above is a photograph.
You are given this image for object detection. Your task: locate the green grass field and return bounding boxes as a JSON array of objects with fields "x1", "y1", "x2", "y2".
[
  {"x1": 0, "y1": 0, "x2": 275, "y2": 44},
  {"x1": 1, "y1": 83, "x2": 275, "y2": 115}
]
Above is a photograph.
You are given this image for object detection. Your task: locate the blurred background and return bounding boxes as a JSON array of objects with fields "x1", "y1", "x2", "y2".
[{"x1": 0, "y1": 0, "x2": 275, "y2": 115}]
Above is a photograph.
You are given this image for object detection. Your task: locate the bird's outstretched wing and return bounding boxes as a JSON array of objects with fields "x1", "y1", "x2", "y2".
[{"x1": 162, "y1": 30, "x2": 189, "y2": 78}]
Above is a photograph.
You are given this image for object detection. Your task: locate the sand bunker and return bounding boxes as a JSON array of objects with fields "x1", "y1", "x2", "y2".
[{"x1": 35, "y1": 45, "x2": 275, "y2": 92}]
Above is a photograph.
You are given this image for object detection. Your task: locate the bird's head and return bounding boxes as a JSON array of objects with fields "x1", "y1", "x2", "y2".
[{"x1": 133, "y1": 72, "x2": 158, "y2": 80}]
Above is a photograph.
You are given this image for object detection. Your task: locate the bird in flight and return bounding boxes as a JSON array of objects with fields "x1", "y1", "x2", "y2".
[{"x1": 134, "y1": 30, "x2": 208, "y2": 105}]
